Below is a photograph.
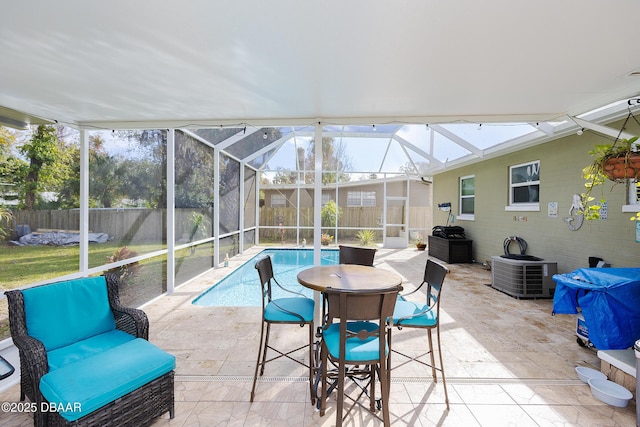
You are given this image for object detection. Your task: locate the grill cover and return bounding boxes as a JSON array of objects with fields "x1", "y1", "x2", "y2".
[{"x1": 553, "y1": 268, "x2": 640, "y2": 349}]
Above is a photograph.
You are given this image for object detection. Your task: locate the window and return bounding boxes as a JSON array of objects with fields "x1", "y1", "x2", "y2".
[
  {"x1": 507, "y1": 160, "x2": 540, "y2": 211},
  {"x1": 321, "y1": 192, "x2": 331, "y2": 206},
  {"x1": 630, "y1": 181, "x2": 640, "y2": 205},
  {"x1": 271, "y1": 193, "x2": 286, "y2": 207},
  {"x1": 347, "y1": 191, "x2": 376, "y2": 207},
  {"x1": 623, "y1": 180, "x2": 640, "y2": 214},
  {"x1": 459, "y1": 175, "x2": 475, "y2": 220}
]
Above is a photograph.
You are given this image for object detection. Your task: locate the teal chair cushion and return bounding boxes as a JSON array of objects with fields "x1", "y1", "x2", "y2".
[
  {"x1": 23, "y1": 276, "x2": 116, "y2": 351},
  {"x1": 39, "y1": 338, "x2": 176, "y2": 422},
  {"x1": 47, "y1": 330, "x2": 136, "y2": 371},
  {"x1": 323, "y1": 321, "x2": 385, "y2": 362},
  {"x1": 392, "y1": 300, "x2": 437, "y2": 327},
  {"x1": 264, "y1": 297, "x2": 314, "y2": 323}
]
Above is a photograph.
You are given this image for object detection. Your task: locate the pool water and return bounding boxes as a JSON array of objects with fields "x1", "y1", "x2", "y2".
[{"x1": 192, "y1": 248, "x2": 339, "y2": 306}]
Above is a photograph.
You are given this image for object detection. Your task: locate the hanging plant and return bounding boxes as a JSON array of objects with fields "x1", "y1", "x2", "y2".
[{"x1": 580, "y1": 109, "x2": 640, "y2": 220}]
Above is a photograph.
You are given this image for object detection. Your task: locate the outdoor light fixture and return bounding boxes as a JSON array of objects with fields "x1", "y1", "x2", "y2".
[
  {"x1": 477, "y1": 124, "x2": 482, "y2": 130},
  {"x1": 263, "y1": 131, "x2": 268, "y2": 139},
  {"x1": 372, "y1": 124, "x2": 376, "y2": 131},
  {"x1": 577, "y1": 128, "x2": 584, "y2": 136}
]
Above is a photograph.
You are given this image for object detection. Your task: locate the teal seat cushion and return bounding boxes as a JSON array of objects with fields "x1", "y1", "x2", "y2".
[
  {"x1": 40, "y1": 338, "x2": 176, "y2": 422},
  {"x1": 23, "y1": 276, "x2": 116, "y2": 351},
  {"x1": 323, "y1": 321, "x2": 385, "y2": 362},
  {"x1": 393, "y1": 300, "x2": 437, "y2": 327},
  {"x1": 47, "y1": 330, "x2": 136, "y2": 371},
  {"x1": 264, "y1": 297, "x2": 314, "y2": 323}
]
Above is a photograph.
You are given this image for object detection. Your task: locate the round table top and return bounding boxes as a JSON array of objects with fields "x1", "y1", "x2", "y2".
[{"x1": 297, "y1": 264, "x2": 403, "y2": 293}]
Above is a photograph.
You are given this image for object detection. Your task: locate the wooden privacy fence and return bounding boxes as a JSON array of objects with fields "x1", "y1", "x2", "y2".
[
  {"x1": 10, "y1": 209, "x2": 166, "y2": 242},
  {"x1": 8, "y1": 209, "x2": 216, "y2": 243},
  {"x1": 6, "y1": 206, "x2": 431, "y2": 242},
  {"x1": 259, "y1": 206, "x2": 431, "y2": 239}
]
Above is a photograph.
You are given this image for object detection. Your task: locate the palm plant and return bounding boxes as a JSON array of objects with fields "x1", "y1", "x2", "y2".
[
  {"x1": 0, "y1": 208, "x2": 13, "y2": 240},
  {"x1": 356, "y1": 229, "x2": 376, "y2": 246}
]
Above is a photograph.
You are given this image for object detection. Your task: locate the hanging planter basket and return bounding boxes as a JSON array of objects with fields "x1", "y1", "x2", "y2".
[
  {"x1": 580, "y1": 108, "x2": 640, "y2": 221},
  {"x1": 602, "y1": 154, "x2": 640, "y2": 182}
]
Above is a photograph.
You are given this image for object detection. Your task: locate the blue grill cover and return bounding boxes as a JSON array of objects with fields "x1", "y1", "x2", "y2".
[{"x1": 552, "y1": 268, "x2": 640, "y2": 350}]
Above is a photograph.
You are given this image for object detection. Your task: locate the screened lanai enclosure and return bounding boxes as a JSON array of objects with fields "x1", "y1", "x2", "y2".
[
  {"x1": 2, "y1": 119, "x2": 556, "y2": 307},
  {"x1": 1, "y1": 98, "x2": 637, "y2": 316},
  {"x1": 6, "y1": 123, "x2": 438, "y2": 302}
]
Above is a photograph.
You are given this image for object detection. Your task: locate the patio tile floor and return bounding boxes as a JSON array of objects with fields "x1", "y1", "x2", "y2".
[{"x1": 0, "y1": 246, "x2": 636, "y2": 426}]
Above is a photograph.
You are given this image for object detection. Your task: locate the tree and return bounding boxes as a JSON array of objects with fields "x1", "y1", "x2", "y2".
[
  {"x1": 321, "y1": 200, "x2": 342, "y2": 228},
  {"x1": 19, "y1": 125, "x2": 59, "y2": 210},
  {"x1": 0, "y1": 127, "x2": 17, "y2": 153},
  {"x1": 174, "y1": 131, "x2": 214, "y2": 208},
  {"x1": 304, "y1": 137, "x2": 352, "y2": 184},
  {"x1": 0, "y1": 127, "x2": 27, "y2": 204},
  {"x1": 53, "y1": 143, "x2": 80, "y2": 209},
  {"x1": 117, "y1": 129, "x2": 168, "y2": 208},
  {"x1": 399, "y1": 160, "x2": 428, "y2": 176},
  {"x1": 272, "y1": 167, "x2": 297, "y2": 184}
]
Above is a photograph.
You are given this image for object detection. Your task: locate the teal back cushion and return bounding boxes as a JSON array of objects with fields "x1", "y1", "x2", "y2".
[{"x1": 23, "y1": 276, "x2": 116, "y2": 351}]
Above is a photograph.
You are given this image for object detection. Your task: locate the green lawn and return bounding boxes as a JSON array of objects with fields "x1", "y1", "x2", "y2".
[
  {"x1": 0, "y1": 241, "x2": 239, "y2": 341},
  {"x1": 0, "y1": 242, "x2": 164, "y2": 290}
]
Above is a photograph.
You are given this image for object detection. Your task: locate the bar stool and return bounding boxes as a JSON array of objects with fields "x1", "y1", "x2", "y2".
[
  {"x1": 251, "y1": 255, "x2": 315, "y2": 403},
  {"x1": 392, "y1": 259, "x2": 450, "y2": 409},
  {"x1": 319, "y1": 286, "x2": 399, "y2": 426}
]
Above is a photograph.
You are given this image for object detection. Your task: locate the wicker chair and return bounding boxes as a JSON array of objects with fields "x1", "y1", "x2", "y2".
[{"x1": 6, "y1": 274, "x2": 175, "y2": 427}]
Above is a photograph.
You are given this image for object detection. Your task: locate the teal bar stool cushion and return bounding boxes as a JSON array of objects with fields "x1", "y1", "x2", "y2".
[
  {"x1": 393, "y1": 300, "x2": 437, "y2": 327},
  {"x1": 264, "y1": 297, "x2": 314, "y2": 322},
  {"x1": 323, "y1": 321, "x2": 386, "y2": 362}
]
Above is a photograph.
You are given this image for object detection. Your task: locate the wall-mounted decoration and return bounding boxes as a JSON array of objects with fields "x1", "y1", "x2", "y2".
[
  {"x1": 599, "y1": 201, "x2": 608, "y2": 220},
  {"x1": 563, "y1": 194, "x2": 584, "y2": 231},
  {"x1": 437, "y1": 202, "x2": 451, "y2": 212}
]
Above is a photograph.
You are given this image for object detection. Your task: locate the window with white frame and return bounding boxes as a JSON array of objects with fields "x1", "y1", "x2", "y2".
[
  {"x1": 271, "y1": 193, "x2": 286, "y2": 207},
  {"x1": 508, "y1": 160, "x2": 540, "y2": 210},
  {"x1": 632, "y1": 181, "x2": 640, "y2": 205},
  {"x1": 321, "y1": 192, "x2": 331, "y2": 206},
  {"x1": 459, "y1": 175, "x2": 475, "y2": 219},
  {"x1": 622, "y1": 180, "x2": 640, "y2": 215},
  {"x1": 347, "y1": 191, "x2": 376, "y2": 207},
  {"x1": 621, "y1": 180, "x2": 640, "y2": 215}
]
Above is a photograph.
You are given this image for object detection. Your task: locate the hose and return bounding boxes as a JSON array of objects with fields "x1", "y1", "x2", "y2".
[{"x1": 503, "y1": 236, "x2": 527, "y2": 256}]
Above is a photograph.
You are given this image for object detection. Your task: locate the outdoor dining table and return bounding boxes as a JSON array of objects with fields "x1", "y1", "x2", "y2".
[
  {"x1": 297, "y1": 264, "x2": 403, "y2": 294},
  {"x1": 297, "y1": 264, "x2": 403, "y2": 411}
]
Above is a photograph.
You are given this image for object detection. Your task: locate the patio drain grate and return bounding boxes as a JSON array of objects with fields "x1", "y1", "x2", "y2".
[{"x1": 175, "y1": 375, "x2": 583, "y2": 386}]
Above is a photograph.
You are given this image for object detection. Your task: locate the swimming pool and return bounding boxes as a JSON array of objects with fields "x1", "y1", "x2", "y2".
[{"x1": 192, "y1": 248, "x2": 339, "y2": 306}]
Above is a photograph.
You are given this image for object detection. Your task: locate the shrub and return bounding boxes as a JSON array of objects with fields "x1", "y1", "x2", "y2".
[
  {"x1": 356, "y1": 229, "x2": 376, "y2": 246},
  {"x1": 0, "y1": 208, "x2": 13, "y2": 241},
  {"x1": 107, "y1": 246, "x2": 141, "y2": 284},
  {"x1": 320, "y1": 233, "x2": 333, "y2": 246},
  {"x1": 321, "y1": 200, "x2": 341, "y2": 228}
]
